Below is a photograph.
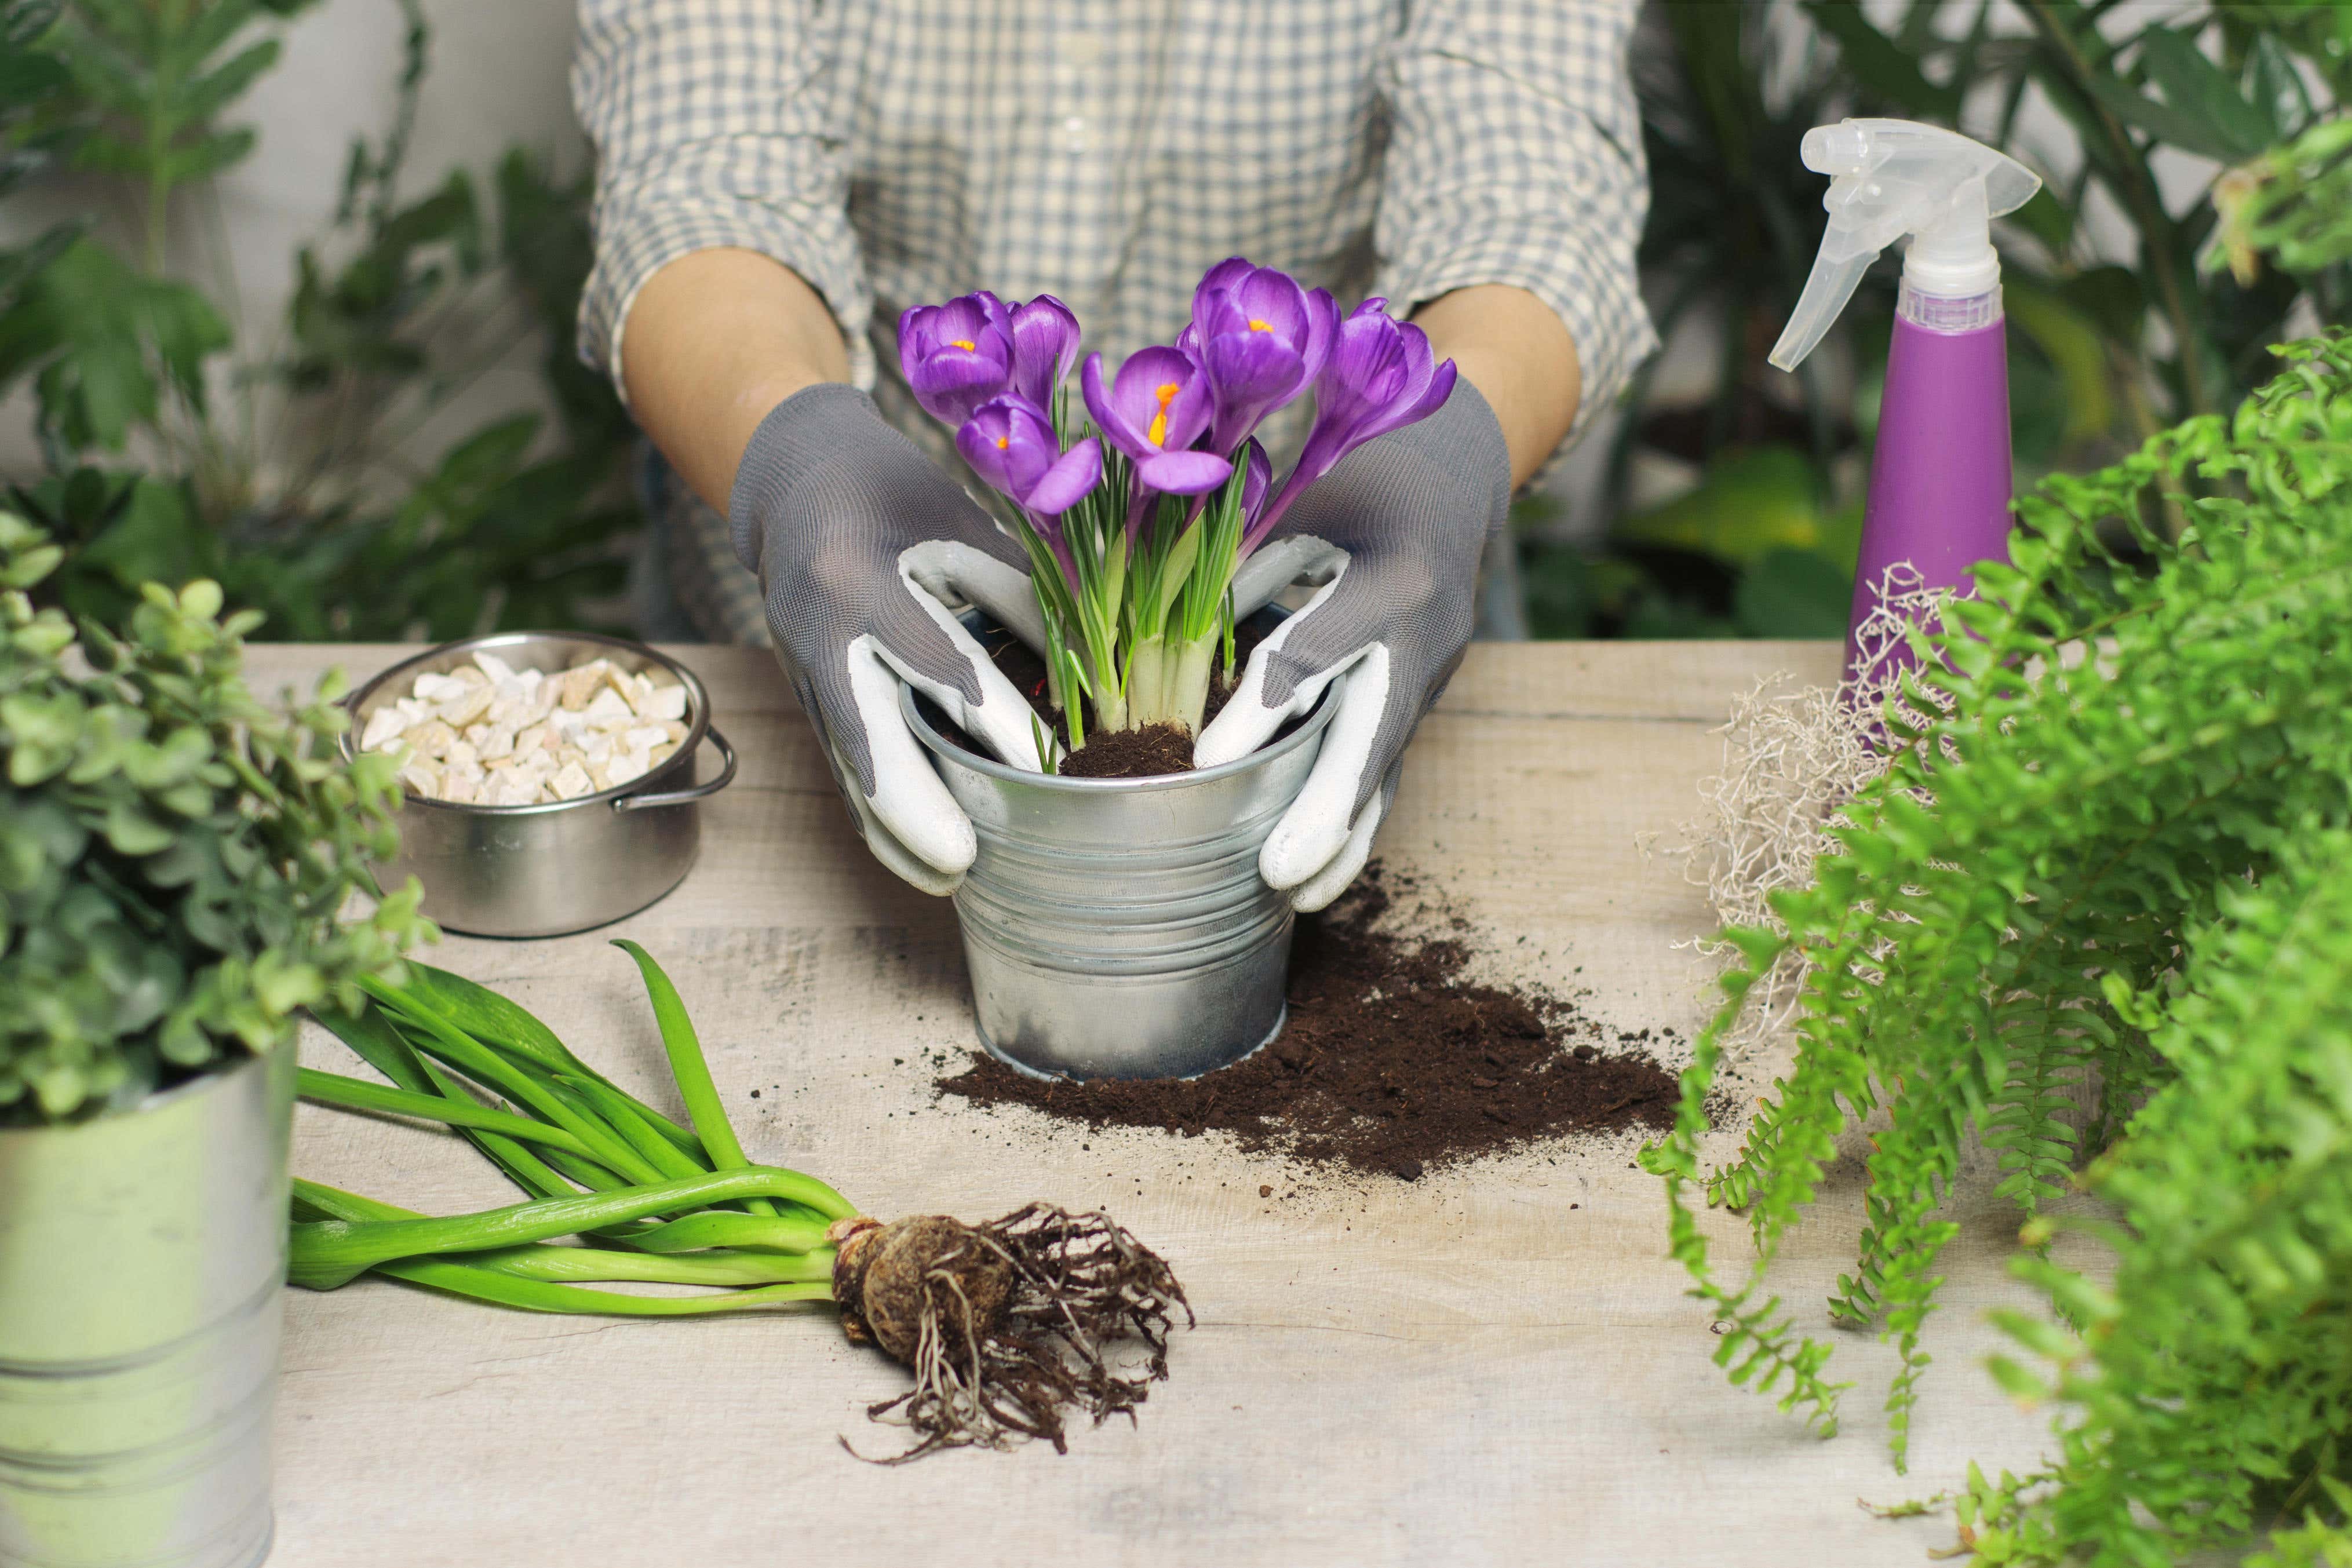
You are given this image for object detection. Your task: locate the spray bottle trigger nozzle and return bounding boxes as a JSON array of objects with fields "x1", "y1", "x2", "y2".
[{"x1": 1767, "y1": 118, "x2": 2042, "y2": 374}]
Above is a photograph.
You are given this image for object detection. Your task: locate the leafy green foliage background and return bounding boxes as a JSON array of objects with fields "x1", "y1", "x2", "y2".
[
  {"x1": 1527, "y1": 1, "x2": 2351, "y2": 642},
  {"x1": 1643, "y1": 330, "x2": 2352, "y2": 1562},
  {"x1": 0, "y1": 513, "x2": 425, "y2": 1124},
  {"x1": 0, "y1": 0, "x2": 635, "y2": 642}
]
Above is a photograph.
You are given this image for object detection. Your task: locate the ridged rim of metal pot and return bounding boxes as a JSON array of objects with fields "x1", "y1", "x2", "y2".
[
  {"x1": 900, "y1": 677, "x2": 1337, "y2": 788},
  {"x1": 336, "y1": 630, "x2": 712, "y2": 816}
]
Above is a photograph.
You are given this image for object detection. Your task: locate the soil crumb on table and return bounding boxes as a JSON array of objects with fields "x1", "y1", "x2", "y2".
[{"x1": 938, "y1": 863, "x2": 1682, "y2": 1179}]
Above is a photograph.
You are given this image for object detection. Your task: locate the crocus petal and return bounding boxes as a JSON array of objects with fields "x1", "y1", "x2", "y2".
[
  {"x1": 1373, "y1": 352, "x2": 1456, "y2": 442},
  {"x1": 1024, "y1": 441, "x2": 1104, "y2": 517},
  {"x1": 910, "y1": 348, "x2": 1012, "y2": 425},
  {"x1": 1297, "y1": 288, "x2": 1340, "y2": 385},
  {"x1": 956, "y1": 412, "x2": 1015, "y2": 495},
  {"x1": 994, "y1": 398, "x2": 1062, "y2": 495},
  {"x1": 1238, "y1": 439, "x2": 1272, "y2": 519},
  {"x1": 931, "y1": 291, "x2": 1012, "y2": 351},
  {"x1": 1081, "y1": 352, "x2": 1150, "y2": 455},
  {"x1": 1135, "y1": 449, "x2": 1233, "y2": 496},
  {"x1": 1201, "y1": 329, "x2": 1307, "y2": 453},
  {"x1": 1192, "y1": 257, "x2": 1255, "y2": 323},
  {"x1": 1346, "y1": 320, "x2": 1453, "y2": 447},
  {"x1": 902, "y1": 298, "x2": 1017, "y2": 425},
  {"x1": 1009, "y1": 295, "x2": 1082, "y2": 407},
  {"x1": 1186, "y1": 260, "x2": 1329, "y2": 453},
  {"x1": 1230, "y1": 269, "x2": 1308, "y2": 340},
  {"x1": 1110, "y1": 345, "x2": 1214, "y2": 453},
  {"x1": 978, "y1": 291, "x2": 1013, "y2": 344},
  {"x1": 1247, "y1": 310, "x2": 1459, "y2": 552}
]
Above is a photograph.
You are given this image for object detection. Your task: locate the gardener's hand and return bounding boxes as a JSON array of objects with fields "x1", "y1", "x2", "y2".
[
  {"x1": 1195, "y1": 380, "x2": 1511, "y2": 911},
  {"x1": 730, "y1": 383, "x2": 1048, "y2": 896}
]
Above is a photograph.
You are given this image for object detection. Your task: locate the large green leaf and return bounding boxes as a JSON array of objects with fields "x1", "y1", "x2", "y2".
[
  {"x1": 2136, "y1": 25, "x2": 2278, "y2": 161},
  {"x1": 0, "y1": 238, "x2": 228, "y2": 449},
  {"x1": 1803, "y1": 0, "x2": 1964, "y2": 121}
]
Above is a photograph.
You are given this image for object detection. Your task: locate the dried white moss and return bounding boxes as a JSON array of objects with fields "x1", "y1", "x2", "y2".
[{"x1": 1655, "y1": 567, "x2": 1954, "y2": 1057}]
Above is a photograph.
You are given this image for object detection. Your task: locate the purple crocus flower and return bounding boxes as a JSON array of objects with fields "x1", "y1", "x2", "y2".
[
  {"x1": 1007, "y1": 295, "x2": 1082, "y2": 408},
  {"x1": 956, "y1": 393, "x2": 1103, "y2": 519},
  {"x1": 1248, "y1": 299, "x2": 1457, "y2": 552},
  {"x1": 956, "y1": 393, "x2": 1103, "y2": 592},
  {"x1": 1080, "y1": 348, "x2": 1232, "y2": 496},
  {"x1": 1186, "y1": 258, "x2": 1339, "y2": 455},
  {"x1": 899, "y1": 292, "x2": 1015, "y2": 425}
]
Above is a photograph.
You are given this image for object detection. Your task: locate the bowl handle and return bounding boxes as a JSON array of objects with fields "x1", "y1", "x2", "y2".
[{"x1": 613, "y1": 724, "x2": 738, "y2": 811}]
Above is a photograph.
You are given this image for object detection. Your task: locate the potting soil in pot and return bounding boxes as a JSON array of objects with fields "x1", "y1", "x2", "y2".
[
  {"x1": 967, "y1": 618, "x2": 1271, "y2": 779},
  {"x1": 939, "y1": 863, "x2": 1681, "y2": 1180}
]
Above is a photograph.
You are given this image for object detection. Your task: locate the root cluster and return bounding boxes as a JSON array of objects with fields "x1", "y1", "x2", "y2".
[{"x1": 830, "y1": 1204, "x2": 1193, "y2": 1462}]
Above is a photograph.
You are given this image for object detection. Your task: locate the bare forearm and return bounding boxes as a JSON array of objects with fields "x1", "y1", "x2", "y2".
[
  {"x1": 619, "y1": 248, "x2": 854, "y2": 510},
  {"x1": 1413, "y1": 284, "x2": 1582, "y2": 490}
]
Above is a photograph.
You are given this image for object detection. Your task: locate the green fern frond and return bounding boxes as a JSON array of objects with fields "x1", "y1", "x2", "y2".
[{"x1": 1648, "y1": 331, "x2": 2352, "y2": 1541}]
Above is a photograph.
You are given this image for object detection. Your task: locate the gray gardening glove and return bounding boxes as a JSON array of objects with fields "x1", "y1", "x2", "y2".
[
  {"x1": 730, "y1": 383, "x2": 1049, "y2": 896},
  {"x1": 1194, "y1": 379, "x2": 1511, "y2": 911}
]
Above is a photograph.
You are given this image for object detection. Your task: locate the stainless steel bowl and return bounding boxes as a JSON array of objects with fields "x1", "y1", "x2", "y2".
[{"x1": 340, "y1": 631, "x2": 737, "y2": 939}]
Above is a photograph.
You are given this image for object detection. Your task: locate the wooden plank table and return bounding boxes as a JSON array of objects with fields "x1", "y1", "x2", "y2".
[{"x1": 245, "y1": 641, "x2": 2059, "y2": 1568}]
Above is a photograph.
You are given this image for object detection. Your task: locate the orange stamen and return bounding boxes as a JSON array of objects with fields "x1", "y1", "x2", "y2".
[
  {"x1": 1248, "y1": 319, "x2": 1272, "y2": 332},
  {"x1": 949, "y1": 339, "x2": 976, "y2": 351},
  {"x1": 995, "y1": 436, "x2": 1009, "y2": 450},
  {"x1": 1146, "y1": 382, "x2": 1180, "y2": 447}
]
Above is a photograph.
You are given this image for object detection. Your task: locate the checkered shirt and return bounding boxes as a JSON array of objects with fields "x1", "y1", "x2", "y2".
[{"x1": 575, "y1": 0, "x2": 1658, "y2": 643}]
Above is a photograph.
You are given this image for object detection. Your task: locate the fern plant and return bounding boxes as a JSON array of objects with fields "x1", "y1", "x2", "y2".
[{"x1": 1643, "y1": 329, "x2": 2352, "y2": 1562}]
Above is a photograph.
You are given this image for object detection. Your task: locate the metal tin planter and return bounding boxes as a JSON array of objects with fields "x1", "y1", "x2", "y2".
[
  {"x1": 341, "y1": 632, "x2": 738, "y2": 939},
  {"x1": 903, "y1": 639, "x2": 1336, "y2": 1081},
  {"x1": 0, "y1": 1043, "x2": 294, "y2": 1568}
]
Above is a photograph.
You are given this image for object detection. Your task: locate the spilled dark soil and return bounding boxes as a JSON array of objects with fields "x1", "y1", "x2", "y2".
[{"x1": 939, "y1": 864, "x2": 1682, "y2": 1179}]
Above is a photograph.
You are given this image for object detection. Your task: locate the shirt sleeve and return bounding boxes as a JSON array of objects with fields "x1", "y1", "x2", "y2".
[
  {"x1": 1373, "y1": 0, "x2": 1657, "y2": 451},
  {"x1": 571, "y1": 0, "x2": 876, "y2": 399}
]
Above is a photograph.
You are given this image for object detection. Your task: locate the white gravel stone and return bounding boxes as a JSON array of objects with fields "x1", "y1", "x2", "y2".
[
  {"x1": 360, "y1": 706, "x2": 410, "y2": 750},
  {"x1": 636, "y1": 682, "x2": 688, "y2": 722},
  {"x1": 368, "y1": 648, "x2": 698, "y2": 805},
  {"x1": 548, "y1": 761, "x2": 595, "y2": 799}
]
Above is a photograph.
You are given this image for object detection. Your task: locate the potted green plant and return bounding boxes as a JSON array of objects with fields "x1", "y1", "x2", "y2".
[{"x1": 0, "y1": 515, "x2": 422, "y2": 1568}]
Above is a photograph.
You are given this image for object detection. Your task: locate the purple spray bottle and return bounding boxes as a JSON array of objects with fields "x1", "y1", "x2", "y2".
[{"x1": 1767, "y1": 119, "x2": 2044, "y2": 684}]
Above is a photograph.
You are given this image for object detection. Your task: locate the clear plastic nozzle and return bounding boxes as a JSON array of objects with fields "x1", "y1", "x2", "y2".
[{"x1": 1767, "y1": 119, "x2": 2042, "y2": 374}]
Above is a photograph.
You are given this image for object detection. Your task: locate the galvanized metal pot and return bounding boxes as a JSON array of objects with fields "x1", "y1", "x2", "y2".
[
  {"x1": 0, "y1": 1044, "x2": 294, "y2": 1568},
  {"x1": 902, "y1": 637, "x2": 1336, "y2": 1081},
  {"x1": 341, "y1": 632, "x2": 737, "y2": 939}
]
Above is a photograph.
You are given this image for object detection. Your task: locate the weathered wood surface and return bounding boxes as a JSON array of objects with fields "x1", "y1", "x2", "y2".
[{"x1": 246, "y1": 641, "x2": 2057, "y2": 1568}]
